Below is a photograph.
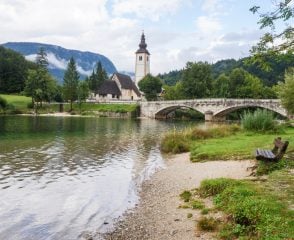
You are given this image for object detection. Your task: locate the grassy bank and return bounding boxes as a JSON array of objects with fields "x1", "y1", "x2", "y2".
[
  {"x1": 161, "y1": 125, "x2": 294, "y2": 162},
  {"x1": 180, "y1": 174, "x2": 294, "y2": 239},
  {"x1": 0, "y1": 94, "x2": 31, "y2": 111},
  {"x1": 0, "y1": 94, "x2": 139, "y2": 116}
]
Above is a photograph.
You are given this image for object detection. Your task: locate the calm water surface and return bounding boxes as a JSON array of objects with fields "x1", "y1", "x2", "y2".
[{"x1": 0, "y1": 116, "x2": 198, "y2": 240}]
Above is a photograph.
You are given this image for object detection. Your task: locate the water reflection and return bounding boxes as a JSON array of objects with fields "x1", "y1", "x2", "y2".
[{"x1": 0, "y1": 116, "x2": 198, "y2": 239}]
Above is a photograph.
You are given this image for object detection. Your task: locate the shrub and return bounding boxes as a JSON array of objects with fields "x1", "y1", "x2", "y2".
[
  {"x1": 27, "y1": 102, "x2": 34, "y2": 109},
  {"x1": 190, "y1": 200, "x2": 205, "y2": 209},
  {"x1": 201, "y1": 208, "x2": 210, "y2": 215},
  {"x1": 0, "y1": 96, "x2": 7, "y2": 110},
  {"x1": 241, "y1": 109, "x2": 277, "y2": 132},
  {"x1": 197, "y1": 217, "x2": 219, "y2": 231},
  {"x1": 161, "y1": 131, "x2": 190, "y2": 153},
  {"x1": 180, "y1": 190, "x2": 192, "y2": 202}
]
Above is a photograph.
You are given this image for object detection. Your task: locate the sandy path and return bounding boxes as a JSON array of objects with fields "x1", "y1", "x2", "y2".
[{"x1": 96, "y1": 153, "x2": 255, "y2": 240}]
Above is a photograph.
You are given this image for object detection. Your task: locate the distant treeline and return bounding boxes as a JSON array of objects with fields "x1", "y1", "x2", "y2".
[
  {"x1": 157, "y1": 53, "x2": 293, "y2": 100},
  {"x1": 158, "y1": 53, "x2": 293, "y2": 87}
]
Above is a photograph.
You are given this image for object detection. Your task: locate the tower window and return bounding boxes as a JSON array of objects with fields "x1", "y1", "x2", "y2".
[
  {"x1": 139, "y1": 56, "x2": 143, "y2": 61},
  {"x1": 147, "y1": 56, "x2": 149, "y2": 61}
]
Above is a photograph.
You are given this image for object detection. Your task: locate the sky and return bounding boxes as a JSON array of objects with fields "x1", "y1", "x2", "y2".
[{"x1": 0, "y1": 0, "x2": 285, "y2": 74}]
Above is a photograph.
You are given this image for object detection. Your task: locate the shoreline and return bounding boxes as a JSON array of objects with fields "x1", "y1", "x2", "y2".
[{"x1": 94, "y1": 153, "x2": 255, "y2": 240}]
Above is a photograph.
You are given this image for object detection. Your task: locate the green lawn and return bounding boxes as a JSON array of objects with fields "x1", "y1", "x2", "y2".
[
  {"x1": 0, "y1": 94, "x2": 139, "y2": 115},
  {"x1": 0, "y1": 94, "x2": 31, "y2": 110},
  {"x1": 190, "y1": 128, "x2": 294, "y2": 162}
]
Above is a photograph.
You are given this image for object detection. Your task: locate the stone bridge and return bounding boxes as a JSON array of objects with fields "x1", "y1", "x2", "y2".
[{"x1": 140, "y1": 99, "x2": 288, "y2": 121}]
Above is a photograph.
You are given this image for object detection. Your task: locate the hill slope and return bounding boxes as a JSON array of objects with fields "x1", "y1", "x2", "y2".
[{"x1": 2, "y1": 42, "x2": 117, "y2": 82}]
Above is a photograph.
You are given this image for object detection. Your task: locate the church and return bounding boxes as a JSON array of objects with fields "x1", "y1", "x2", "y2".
[{"x1": 94, "y1": 32, "x2": 150, "y2": 101}]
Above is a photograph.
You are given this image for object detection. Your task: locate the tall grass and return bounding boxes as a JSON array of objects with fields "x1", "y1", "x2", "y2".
[
  {"x1": 241, "y1": 109, "x2": 277, "y2": 132},
  {"x1": 160, "y1": 125, "x2": 240, "y2": 154}
]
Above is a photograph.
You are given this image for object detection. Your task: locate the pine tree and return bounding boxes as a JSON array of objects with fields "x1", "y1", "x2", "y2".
[
  {"x1": 63, "y1": 57, "x2": 79, "y2": 111},
  {"x1": 36, "y1": 47, "x2": 49, "y2": 69},
  {"x1": 88, "y1": 61, "x2": 108, "y2": 94},
  {"x1": 96, "y1": 61, "x2": 108, "y2": 89}
]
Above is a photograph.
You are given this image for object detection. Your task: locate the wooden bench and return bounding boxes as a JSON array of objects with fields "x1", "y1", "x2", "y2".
[{"x1": 256, "y1": 137, "x2": 289, "y2": 162}]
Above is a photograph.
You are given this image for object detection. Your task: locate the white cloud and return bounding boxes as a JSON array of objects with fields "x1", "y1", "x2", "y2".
[
  {"x1": 46, "y1": 53, "x2": 68, "y2": 70},
  {"x1": 195, "y1": 16, "x2": 222, "y2": 34},
  {"x1": 0, "y1": 0, "x2": 265, "y2": 75},
  {"x1": 112, "y1": 0, "x2": 188, "y2": 21}
]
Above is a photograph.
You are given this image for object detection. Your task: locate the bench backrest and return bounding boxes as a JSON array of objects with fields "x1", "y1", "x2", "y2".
[{"x1": 275, "y1": 141, "x2": 289, "y2": 161}]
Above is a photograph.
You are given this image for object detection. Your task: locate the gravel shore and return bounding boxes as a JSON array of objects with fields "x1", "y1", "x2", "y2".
[{"x1": 94, "y1": 153, "x2": 254, "y2": 240}]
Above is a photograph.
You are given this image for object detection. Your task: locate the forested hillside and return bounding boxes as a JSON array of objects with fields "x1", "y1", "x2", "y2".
[{"x1": 0, "y1": 46, "x2": 37, "y2": 93}]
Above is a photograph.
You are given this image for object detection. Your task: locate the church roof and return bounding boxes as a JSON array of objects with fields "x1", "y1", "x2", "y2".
[
  {"x1": 136, "y1": 32, "x2": 150, "y2": 55},
  {"x1": 97, "y1": 80, "x2": 121, "y2": 96},
  {"x1": 114, "y1": 73, "x2": 141, "y2": 96}
]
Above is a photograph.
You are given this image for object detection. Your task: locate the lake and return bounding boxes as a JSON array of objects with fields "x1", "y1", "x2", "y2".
[{"x1": 0, "y1": 116, "x2": 198, "y2": 240}]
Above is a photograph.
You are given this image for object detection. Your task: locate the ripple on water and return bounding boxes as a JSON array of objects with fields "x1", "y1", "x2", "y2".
[{"x1": 0, "y1": 116, "x2": 198, "y2": 239}]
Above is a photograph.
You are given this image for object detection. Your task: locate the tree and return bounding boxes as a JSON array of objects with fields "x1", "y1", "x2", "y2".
[
  {"x1": 0, "y1": 46, "x2": 37, "y2": 93},
  {"x1": 36, "y1": 47, "x2": 49, "y2": 69},
  {"x1": 277, "y1": 67, "x2": 294, "y2": 114},
  {"x1": 63, "y1": 57, "x2": 79, "y2": 111},
  {"x1": 138, "y1": 74, "x2": 162, "y2": 101},
  {"x1": 250, "y1": 1, "x2": 294, "y2": 68},
  {"x1": 24, "y1": 68, "x2": 57, "y2": 110},
  {"x1": 96, "y1": 61, "x2": 108, "y2": 88},
  {"x1": 77, "y1": 80, "x2": 89, "y2": 112},
  {"x1": 212, "y1": 74, "x2": 230, "y2": 98},
  {"x1": 89, "y1": 61, "x2": 108, "y2": 93},
  {"x1": 163, "y1": 82, "x2": 185, "y2": 100},
  {"x1": 182, "y1": 62, "x2": 212, "y2": 98},
  {"x1": 24, "y1": 48, "x2": 57, "y2": 111}
]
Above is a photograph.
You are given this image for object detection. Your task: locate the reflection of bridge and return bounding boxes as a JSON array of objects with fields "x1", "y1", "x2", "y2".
[{"x1": 140, "y1": 99, "x2": 288, "y2": 121}]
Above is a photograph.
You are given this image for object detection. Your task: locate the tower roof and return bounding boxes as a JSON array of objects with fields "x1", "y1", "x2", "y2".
[{"x1": 136, "y1": 32, "x2": 150, "y2": 55}]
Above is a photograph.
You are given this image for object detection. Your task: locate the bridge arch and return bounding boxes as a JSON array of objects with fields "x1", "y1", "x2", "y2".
[
  {"x1": 214, "y1": 105, "x2": 287, "y2": 118},
  {"x1": 154, "y1": 105, "x2": 204, "y2": 119}
]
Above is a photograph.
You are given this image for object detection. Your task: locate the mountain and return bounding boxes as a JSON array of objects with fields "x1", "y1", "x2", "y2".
[{"x1": 2, "y1": 42, "x2": 117, "y2": 83}]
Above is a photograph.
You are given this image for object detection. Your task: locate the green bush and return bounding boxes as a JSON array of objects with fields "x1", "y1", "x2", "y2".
[
  {"x1": 27, "y1": 102, "x2": 34, "y2": 109},
  {"x1": 161, "y1": 131, "x2": 190, "y2": 153},
  {"x1": 201, "y1": 208, "x2": 210, "y2": 215},
  {"x1": 0, "y1": 96, "x2": 7, "y2": 110},
  {"x1": 241, "y1": 109, "x2": 277, "y2": 132},
  {"x1": 179, "y1": 190, "x2": 192, "y2": 202},
  {"x1": 197, "y1": 217, "x2": 219, "y2": 231}
]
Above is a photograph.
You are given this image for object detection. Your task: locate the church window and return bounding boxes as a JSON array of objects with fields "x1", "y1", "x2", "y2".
[
  {"x1": 139, "y1": 56, "x2": 142, "y2": 61},
  {"x1": 147, "y1": 56, "x2": 149, "y2": 61}
]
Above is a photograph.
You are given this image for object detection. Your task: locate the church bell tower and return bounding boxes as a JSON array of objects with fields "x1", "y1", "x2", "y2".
[{"x1": 135, "y1": 32, "x2": 150, "y2": 85}]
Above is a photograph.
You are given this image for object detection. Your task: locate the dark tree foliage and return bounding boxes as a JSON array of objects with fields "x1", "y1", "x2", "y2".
[
  {"x1": 242, "y1": 52, "x2": 294, "y2": 86},
  {"x1": 277, "y1": 67, "x2": 294, "y2": 114},
  {"x1": 157, "y1": 70, "x2": 183, "y2": 86},
  {"x1": 63, "y1": 57, "x2": 79, "y2": 111},
  {"x1": 138, "y1": 74, "x2": 162, "y2": 101},
  {"x1": 182, "y1": 62, "x2": 212, "y2": 98},
  {"x1": 0, "y1": 46, "x2": 37, "y2": 93},
  {"x1": 89, "y1": 61, "x2": 108, "y2": 93},
  {"x1": 211, "y1": 59, "x2": 238, "y2": 79}
]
